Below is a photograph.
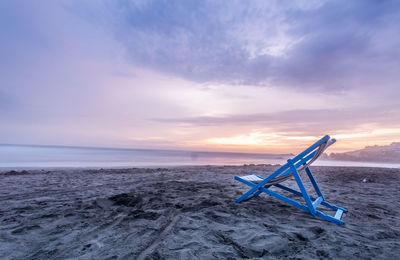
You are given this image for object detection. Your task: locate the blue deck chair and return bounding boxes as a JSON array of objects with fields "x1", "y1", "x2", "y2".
[{"x1": 235, "y1": 135, "x2": 347, "y2": 225}]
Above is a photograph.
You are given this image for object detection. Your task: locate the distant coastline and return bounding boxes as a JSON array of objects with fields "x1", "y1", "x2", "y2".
[{"x1": 323, "y1": 142, "x2": 400, "y2": 163}]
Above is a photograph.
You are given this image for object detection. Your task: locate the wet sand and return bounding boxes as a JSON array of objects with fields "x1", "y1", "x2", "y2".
[{"x1": 1, "y1": 166, "x2": 399, "y2": 259}]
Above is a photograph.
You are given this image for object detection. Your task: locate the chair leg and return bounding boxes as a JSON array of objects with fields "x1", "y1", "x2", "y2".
[
  {"x1": 305, "y1": 167, "x2": 324, "y2": 199},
  {"x1": 240, "y1": 191, "x2": 261, "y2": 201},
  {"x1": 289, "y1": 160, "x2": 316, "y2": 215}
]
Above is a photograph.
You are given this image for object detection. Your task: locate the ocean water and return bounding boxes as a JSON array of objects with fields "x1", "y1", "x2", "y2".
[
  {"x1": 0, "y1": 144, "x2": 287, "y2": 168},
  {"x1": 0, "y1": 144, "x2": 398, "y2": 169}
]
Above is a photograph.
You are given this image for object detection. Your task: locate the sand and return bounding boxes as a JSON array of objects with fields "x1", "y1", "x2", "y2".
[{"x1": 0, "y1": 165, "x2": 399, "y2": 259}]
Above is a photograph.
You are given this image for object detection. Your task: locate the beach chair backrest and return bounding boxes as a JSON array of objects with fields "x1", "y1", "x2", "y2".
[
  {"x1": 267, "y1": 135, "x2": 334, "y2": 185},
  {"x1": 296, "y1": 136, "x2": 335, "y2": 172}
]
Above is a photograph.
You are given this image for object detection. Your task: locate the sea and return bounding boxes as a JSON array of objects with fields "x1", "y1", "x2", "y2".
[{"x1": 0, "y1": 144, "x2": 399, "y2": 169}]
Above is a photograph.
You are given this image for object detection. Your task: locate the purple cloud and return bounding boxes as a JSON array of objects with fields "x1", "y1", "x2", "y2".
[
  {"x1": 153, "y1": 105, "x2": 400, "y2": 135},
  {"x1": 96, "y1": 0, "x2": 400, "y2": 91}
]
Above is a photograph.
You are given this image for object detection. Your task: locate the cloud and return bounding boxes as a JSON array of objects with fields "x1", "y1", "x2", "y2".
[
  {"x1": 94, "y1": 0, "x2": 400, "y2": 91},
  {"x1": 153, "y1": 105, "x2": 400, "y2": 135},
  {"x1": 1, "y1": 0, "x2": 399, "y2": 150}
]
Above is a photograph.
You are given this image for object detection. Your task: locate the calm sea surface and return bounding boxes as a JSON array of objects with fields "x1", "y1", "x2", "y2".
[{"x1": 0, "y1": 145, "x2": 398, "y2": 169}]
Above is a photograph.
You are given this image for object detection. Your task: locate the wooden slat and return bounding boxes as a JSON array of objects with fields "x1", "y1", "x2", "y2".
[
  {"x1": 334, "y1": 209, "x2": 344, "y2": 220},
  {"x1": 312, "y1": 196, "x2": 323, "y2": 209},
  {"x1": 240, "y1": 175, "x2": 264, "y2": 183}
]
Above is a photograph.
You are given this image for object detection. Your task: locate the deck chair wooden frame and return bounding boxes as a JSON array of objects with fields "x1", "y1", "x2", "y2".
[{"x1": 235, "y1": 135, "x2": 347, "y2": 225}]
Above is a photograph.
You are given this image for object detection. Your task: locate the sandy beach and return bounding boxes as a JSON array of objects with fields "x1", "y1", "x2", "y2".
[{"x1": 1, "y1": 165, "x2": 399, "y2": 259}]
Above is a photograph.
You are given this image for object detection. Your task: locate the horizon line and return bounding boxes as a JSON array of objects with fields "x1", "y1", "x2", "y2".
[{"x1": 0, "y1": 143, "x2": 294, "y2": 157}]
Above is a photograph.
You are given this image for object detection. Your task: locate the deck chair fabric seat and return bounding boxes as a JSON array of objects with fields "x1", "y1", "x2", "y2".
[
  {"x1": 240, "y1": 174, "x2": 264, "y2": 183},
  {"x1": 235, "y1": 135, "x2": 347, "y2": 225}
]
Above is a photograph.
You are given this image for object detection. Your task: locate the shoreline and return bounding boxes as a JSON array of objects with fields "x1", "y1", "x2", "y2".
[{"x1": 1, "y1": 161, "x2": 399, "y2": 172}]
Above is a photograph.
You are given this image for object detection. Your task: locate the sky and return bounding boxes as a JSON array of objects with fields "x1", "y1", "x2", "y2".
[{"x1": 1, "y1": 0, "x2": 400, "y2": 154}]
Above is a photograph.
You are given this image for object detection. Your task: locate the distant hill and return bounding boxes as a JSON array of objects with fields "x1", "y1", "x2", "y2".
[{"x1": 324, "y1": 142, "x2": 400, "y2": 163}]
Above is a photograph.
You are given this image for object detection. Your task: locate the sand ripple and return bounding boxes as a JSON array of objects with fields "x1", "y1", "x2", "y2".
[{"x1": 1, "y1": 166, "x2": 400, "y2": 259}]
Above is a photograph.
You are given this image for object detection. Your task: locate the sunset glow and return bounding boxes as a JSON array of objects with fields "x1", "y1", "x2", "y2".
[{"x1": 204, "y1": 129, "x2": 400, "y2": 154}]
